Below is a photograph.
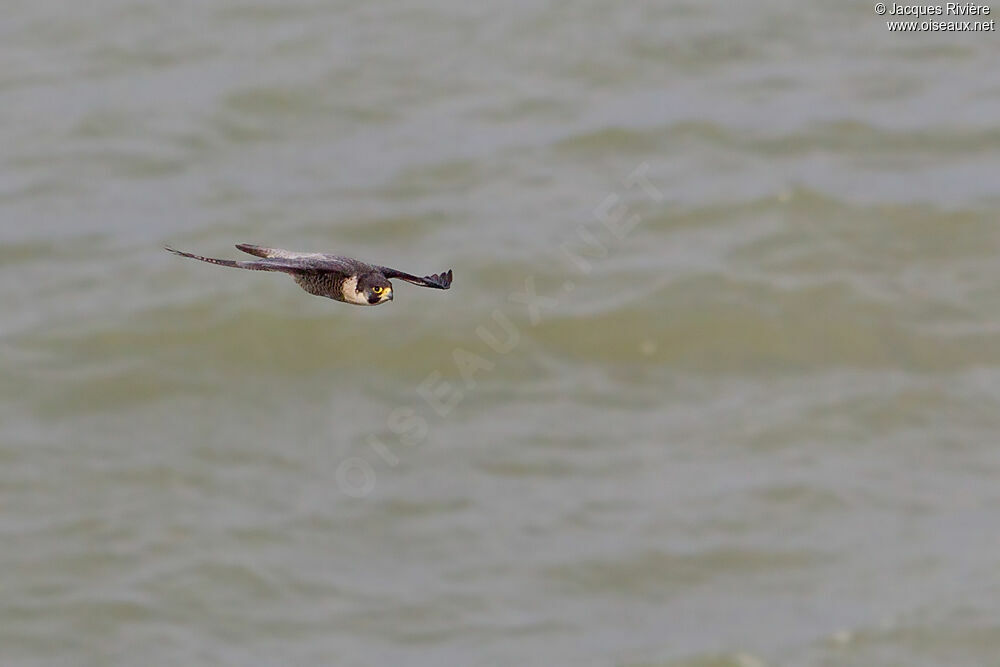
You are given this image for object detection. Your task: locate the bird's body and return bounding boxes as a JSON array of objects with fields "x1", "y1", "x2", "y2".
[
  {"x1": 292, "y1": 270, "x2": 358, "y2": 304},
  {"x1": 166, "y1": 243, "x2": 452, "y2": 306}
]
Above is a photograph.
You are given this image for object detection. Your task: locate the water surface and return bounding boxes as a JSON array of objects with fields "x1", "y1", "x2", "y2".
[{"x1": 3, "y1": 2, "x2": 1000, "y2": 666}]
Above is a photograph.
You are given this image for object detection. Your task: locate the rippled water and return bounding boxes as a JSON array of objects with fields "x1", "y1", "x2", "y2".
[{"x1": 3, "y1": 2, "x2": 1000, "y2": 666}]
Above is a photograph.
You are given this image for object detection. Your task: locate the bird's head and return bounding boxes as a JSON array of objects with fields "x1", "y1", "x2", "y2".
[{"x1": 359, "y1": 273, "x2": 393, "y2": 305}]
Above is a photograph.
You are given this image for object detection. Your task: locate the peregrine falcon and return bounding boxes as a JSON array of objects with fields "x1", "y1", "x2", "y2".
[{"x1": 165, "y1": 244, "x2": 452, "y2": 306}]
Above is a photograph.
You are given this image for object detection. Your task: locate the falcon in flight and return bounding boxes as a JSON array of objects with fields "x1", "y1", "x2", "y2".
[{"x1": 166, "y1": 244, "x2": 452, "y2": 306}]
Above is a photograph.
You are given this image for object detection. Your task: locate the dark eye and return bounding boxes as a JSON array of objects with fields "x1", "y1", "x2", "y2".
[{"x1": 372, "y1": 286, "x2": 383, "y2": 294}]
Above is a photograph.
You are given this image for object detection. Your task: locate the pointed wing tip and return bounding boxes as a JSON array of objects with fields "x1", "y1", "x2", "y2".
[
  {"x1": 234, "y1": 243, "x2": 258, "y2": 255},
  {"x1": 433, "y1": 269, "x2": 453, "y2": 289},
  {"x1": 165, "y1": 245, "x2": 197, "y2": 259}
]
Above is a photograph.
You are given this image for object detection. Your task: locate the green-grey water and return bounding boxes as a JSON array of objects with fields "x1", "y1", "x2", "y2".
[{"x1": 3, "y1": 2, "x2": 1000, "y2": 666}]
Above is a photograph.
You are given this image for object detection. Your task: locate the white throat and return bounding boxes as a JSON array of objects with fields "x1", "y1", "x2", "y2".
[{"x1": 341, "y1": 275, "x2": 370, "y2": 305}]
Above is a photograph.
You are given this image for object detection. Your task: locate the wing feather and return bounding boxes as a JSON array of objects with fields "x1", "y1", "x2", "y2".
[
  {"x1": 235, "y1": 243, "x2": 327, "y2": 261},
  {"x1": 379, "y1": 266, "x2": 453, "y2": 289},
  {"x1": 166, "y1": 246, "x2": 354, "y2": 275}
]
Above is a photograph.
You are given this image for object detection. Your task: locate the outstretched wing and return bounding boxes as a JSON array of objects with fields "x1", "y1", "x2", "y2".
[
  {"x1": 378, "y1": 266, "x2": 453, "y2": 290},
  {"x1": 235, "y1": 243, "x2": 327, "y2": 260},
  {"x1": 165, "y1": 246, "x2": 356, "y2": 275}
]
